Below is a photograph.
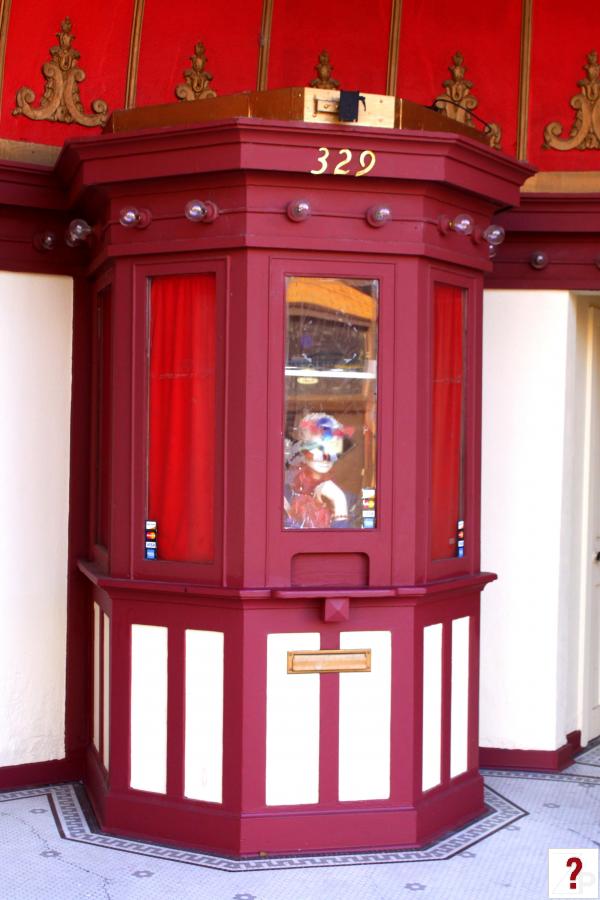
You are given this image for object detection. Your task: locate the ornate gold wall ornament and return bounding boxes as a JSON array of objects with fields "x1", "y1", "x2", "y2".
[
  {"x1": 310, "y1": 50, "x2": 340, "y2": 90},
  {"x1": 13, "y1": 17, "x2": 108, "y2": 127},
  {"x1": 543, "y1": 51, "x2": 600, "y2": 151},
  {"x1": 175, "y1": 42, "x2": 217, "y2": 102},
  {"x1": 433, "y1": 52, "x2": 502, "y2": 149}
]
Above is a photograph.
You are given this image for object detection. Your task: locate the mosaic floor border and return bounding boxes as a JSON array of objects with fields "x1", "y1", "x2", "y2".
[{"x1": 0, "y1": 781, "x2": 526, "y2": 872}]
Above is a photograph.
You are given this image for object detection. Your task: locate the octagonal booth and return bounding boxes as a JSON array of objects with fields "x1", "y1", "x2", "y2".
[{"x1": 72, "y1": 96, "x2": 531, "y2": 856}]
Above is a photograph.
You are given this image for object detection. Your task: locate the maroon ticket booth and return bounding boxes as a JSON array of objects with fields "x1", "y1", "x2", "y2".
[{"x1": 70, "y1": 103, "x2": 530, "y2": 856}]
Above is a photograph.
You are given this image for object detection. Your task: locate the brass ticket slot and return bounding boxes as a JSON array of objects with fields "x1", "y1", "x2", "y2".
[{"x1": 287, "y1": 648, "x2": 371, "y2": 674}]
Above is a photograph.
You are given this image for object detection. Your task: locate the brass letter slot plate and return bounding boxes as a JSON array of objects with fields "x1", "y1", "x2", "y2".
[{"x1": 287, "y1": 648, "x2": 371, "y2": 674}]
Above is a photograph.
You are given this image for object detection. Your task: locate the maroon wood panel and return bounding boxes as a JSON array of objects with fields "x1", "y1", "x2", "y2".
[
  {"x1": 396, "y1": 0, "x2": 522, "y2": 157},
  {"x1": 135, "y1": 0, "x2": 263, "y2": 107},
  {"x1": 1, "y1": 0, "x2": 133, "y2": 145},
  {"x1": 527, "y1": 0, "x2": 600, "y2": 170},
  {"x1": 82, "y1": 584, "x2": 485, "y2": 855},
  {"x1": 267, "y1": 0, "x2": 393, "y2": 94}
]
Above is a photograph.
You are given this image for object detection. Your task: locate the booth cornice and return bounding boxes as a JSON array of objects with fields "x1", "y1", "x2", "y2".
[
  {"x1": 0, "y1": 158, "x2": 66, "y2": 210},
  {"x1": 55, "y1": 118, "x2": 534, "y2": 211}
]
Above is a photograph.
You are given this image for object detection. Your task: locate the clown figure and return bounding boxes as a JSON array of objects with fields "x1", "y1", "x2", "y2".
[{"x1": 284, "y1": 413, "x2": 353, "y2": 528}]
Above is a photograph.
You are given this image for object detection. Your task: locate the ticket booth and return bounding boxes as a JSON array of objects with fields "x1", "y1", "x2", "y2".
[{"x1": 72, "y1": 92, "x2": 531, "y2": 855}]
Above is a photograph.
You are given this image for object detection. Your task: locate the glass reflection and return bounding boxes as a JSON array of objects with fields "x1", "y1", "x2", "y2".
[{"x1": 283, "y1": 276, "x2": 378, "y2": 530}]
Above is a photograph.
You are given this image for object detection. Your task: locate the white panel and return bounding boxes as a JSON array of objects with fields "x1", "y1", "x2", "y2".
[
  {"x1": 185, "y1": 630, "x2": 224, "y2": 803},
  {"x1": 130, "y1": 625, "x2": 168, "y2": 793},
  {"x1": 422, "y1": 623, "x2": 443, "y2": 791},
  {"x1": 0, "y1": 272, "x2": 73, "y2": 766},
  {"x1": 481, "y1": 290, "x2": 571, "y2": 751},
  {"x1": 266, "y1": 633, "x2": 320, "y2": 806},
  {"x1": 338, "y1": 631, "x2": 391, "y2": 801},
  {"x1": 102, "y1": 614, "x2": 110, "y2": 771},
  {"x1": 93, "y1": 604, "x2": 100, "y2": 751},
  {"x1": 450, "y1": 617, "x2": 470, "y2": 778}
]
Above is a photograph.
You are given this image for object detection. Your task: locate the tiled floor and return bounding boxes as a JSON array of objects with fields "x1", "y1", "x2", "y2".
[{"x1": 2, "y1": 747, "x2": 600, "y2": 899}]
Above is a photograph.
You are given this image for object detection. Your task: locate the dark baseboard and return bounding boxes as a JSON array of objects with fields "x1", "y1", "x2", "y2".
[
  {"x1": 480, "y1": 730, "x2": 582, "y2": 772},
  {"x1": 0, "y1": 751, "x2": 84, "y2": 791}
]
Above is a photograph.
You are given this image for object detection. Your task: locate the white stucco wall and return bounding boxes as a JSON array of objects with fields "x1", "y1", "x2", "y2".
[
  {"x1": 0, "y1": 271, "x2": 73, "y2": 766},
  {"x1": 480, "y1": 290, "x2": 572, "y2": 751}
]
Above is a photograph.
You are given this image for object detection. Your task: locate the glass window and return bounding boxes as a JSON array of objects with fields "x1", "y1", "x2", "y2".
[
  {"x1": 283, "y1": 276, "x2": 378, "y2": 530},
  {"x1": 431, "y1": 283, "x2": 466, "y2": 560},
  {"x1": 147, "y1": 274, "x2": 216, "y2": 562}
]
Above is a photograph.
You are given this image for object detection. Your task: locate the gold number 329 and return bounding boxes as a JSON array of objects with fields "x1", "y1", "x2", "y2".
[{"x1": 310, "y1": 147, "x2": 376, "y2": 177}]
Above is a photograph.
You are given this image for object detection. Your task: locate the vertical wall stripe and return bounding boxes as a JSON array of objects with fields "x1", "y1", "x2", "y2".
[
  {"x1": 184, "y1": 630, "x2": 224, "y2": 803},
  {"x1": 450, "y1": 616, "x2": 470, "y2": 778},
  {"x1": 0, "y1": 0, "x2": 12, "y2": 119},
  {"x1": 338, "y1": 631, "x2": 392, "y2": 801},
  {"x1": 124, "y1": 0, "x2": 145, "y2": 109},
  {"x1": 93, "y1": 604, "x2": 100, "y2": 751},
  {"x1": 516, "y1": 0, "x2": 533, "y2": 160},
  {"x1": 266, "y1": 633, "x2": 320, "y2": 806},
  {"x1": 102, "y1": 613, "x2": 110, "y2": 771},
  {"x1": 385, "y1": 0, "x2": 403, "y2": 96},
  {"x1": 130, "y1": 624, "x2": 168, "y2": 793},
  {"x1": 422, "y1": 623, "x2": 443, "y2": 791},
  {"x1": 256, "y1": 0, "x2": 274, "y2": 91}
]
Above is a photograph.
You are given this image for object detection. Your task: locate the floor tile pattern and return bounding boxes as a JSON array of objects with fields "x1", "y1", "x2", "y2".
[{"x1": 2, "y1": 757, "x2": 600, "y2": 899}]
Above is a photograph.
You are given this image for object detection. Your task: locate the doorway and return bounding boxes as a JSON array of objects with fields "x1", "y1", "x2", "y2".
[{"x1": 579, "y1": 302, "x2": 600, "y2": 745}]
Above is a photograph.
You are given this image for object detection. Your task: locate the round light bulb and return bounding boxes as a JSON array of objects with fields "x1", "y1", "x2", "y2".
[
  {"x1": 530, "y1": 250, "x2": 549, "y2": 270},
  {"x1": 184, "y1": 199, "x2": 218, "y2": 223},
  {"x1": 65, "y1": 218, "x2": 92, "y2": 246},
  {"x1": 185, "y1": 200, "x2": 208, "y2": 221},
  {"x1": 483, "y1": 224, "x2": 506, "y2": 247},
  {"x1": 286, "y1": 199, "x2": 311, "y2": 222},
  {"x1": 119, "y1": 207, "x2": 140, "y2": 227},
  {"x1": 451, "y1": 213, "x2": 474, "y2": 236},
  {"x1": 34, "y1": 230, "x2": 57, "y2": 251},
  {"x1": 366, "y1": 205, "x2": 392, "y2": 227}
]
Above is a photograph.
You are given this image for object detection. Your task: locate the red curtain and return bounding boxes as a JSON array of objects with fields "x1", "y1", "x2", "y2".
[
  {"x1": 148, "y1": 274, "x2": 216, "y2": 562},
  {"x1": 431, "y1": 284, "x2": 464, "y2": 560}
]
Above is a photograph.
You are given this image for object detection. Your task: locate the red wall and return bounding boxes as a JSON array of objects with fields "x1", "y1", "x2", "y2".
[
  {"x1": 268, "y1": 0, "x2": 393, "y2": 95},
  {"x1": 2, "y1": 0, "x2": 133, "y2": 146},
  {"x1": 135, "y1": 0, "x2": 263, "y2": 106},
  {"x1": 527, "y1": 0, "x2": 600, "y2": 170},
  {"x1": 1, "y1": 0, "x2": 600, "y2": 173},
  {"x1": 396, "y1": 0, "x2": 523, "y2": 158}
]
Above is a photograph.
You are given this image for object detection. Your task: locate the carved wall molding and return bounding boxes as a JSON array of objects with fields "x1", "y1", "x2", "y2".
[
  {"x1": 310, "y1": 50, "x2": 340, "y2": 90},
  {"x1": 175, "y1": 42, "x2": 217, "y2": 102},
  {"x1": 433, "y1": 52, "x2": 502, "y2": 150},
  {"x1": 543, "y1": 50, "x2": 600, "y2": 151},
  {"x1": 13, "y1": 17, "x2": 108, "y2": 127}
]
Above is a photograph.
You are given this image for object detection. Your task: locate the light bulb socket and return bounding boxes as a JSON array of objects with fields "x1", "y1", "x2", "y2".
[
  {"x1": 366, "y1": 205, "x2": 392, "y2": 228},
  {"x1": 119, "y1": 207, "x2": 151, "y2": 229},
  {"x1": 530, "y1": 250, "x2": 549, "y2": 270},
  {"x1": 184, "y1": 199, "x2": 219, "y2": 223},
  {"x1": 286, "y1": 199, "x2": 312, "y2": 222}
]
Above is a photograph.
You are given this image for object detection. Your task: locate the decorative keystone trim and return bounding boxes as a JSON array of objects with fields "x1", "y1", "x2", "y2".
[
  {"x1": 544, "y1": 50, "x2": 600, "y2": 151},
  {"x1": 175, "y1": 42, "x2": 217, "y2": 101},
  {"x1": 13, "y1": 17, "x2": 108, "y2": 127},
  {"x1": 433, "y1": 52, "x2": 502, "y2": 150},
  {"x1": 310, "y1": 50, "x2": 340, "y2": 89}
]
